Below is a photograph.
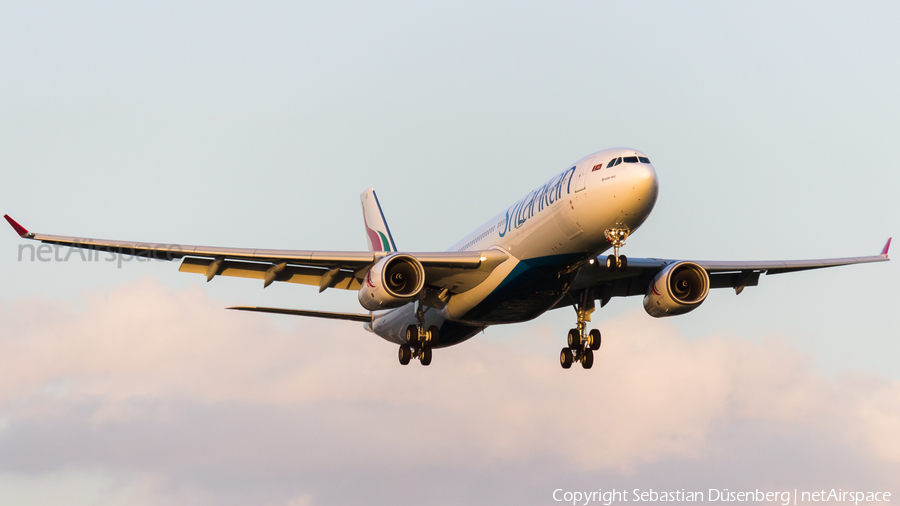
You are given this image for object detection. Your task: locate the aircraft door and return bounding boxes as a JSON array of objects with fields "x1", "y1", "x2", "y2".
[{"x1": 572, "y1": 156, "x2": 595, "y2": 192}]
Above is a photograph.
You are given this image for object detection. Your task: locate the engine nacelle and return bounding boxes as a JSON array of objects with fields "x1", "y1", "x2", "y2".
[
  {"x1": 643, "y1": 261, "x2": 710, "y2": 318},
  {"x1": 358, "y1": 254, "x2": 426, "y2": 311}
]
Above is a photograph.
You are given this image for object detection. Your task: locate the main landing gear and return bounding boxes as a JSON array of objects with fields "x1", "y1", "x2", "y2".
[
  {"x1": 560, "y1": 290, "x2": 602, "y2": 370},
  {"x1": 604, "y1": 226, "x2": 630, "y2": 272},
  {"x1": 398, "y1": 297, "x2": 439, "y2": 366}
]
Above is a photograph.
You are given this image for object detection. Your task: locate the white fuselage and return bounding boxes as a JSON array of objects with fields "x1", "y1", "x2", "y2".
[{"x1": 369, "y1": 148, "x2": 659, "y2": 347}]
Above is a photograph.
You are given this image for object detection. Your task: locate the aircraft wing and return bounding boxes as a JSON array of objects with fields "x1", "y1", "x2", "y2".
[
  {"x1": 563, "y1": 239, "x2": 891, "y2": 308},
  {"x1": 3, "y1": 215, "x2": 507, "y2": 294}
]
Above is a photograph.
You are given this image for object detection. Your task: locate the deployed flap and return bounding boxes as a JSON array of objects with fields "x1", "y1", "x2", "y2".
[
  {"x1": 179, "y1": 258, "x2": 362, "y2": 290},
  {"x1": 176, "y1": 250, "x2": 506, "y2": 291}
]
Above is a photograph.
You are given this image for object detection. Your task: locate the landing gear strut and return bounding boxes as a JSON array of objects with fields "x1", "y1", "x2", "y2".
[
  {"x1": 398, "y1": 295, "x2": 439, "y2": 366},
  {"x1": 559, "y1": 289, "x2": 602, "y2": 370},
  {"x1": 604, "y1": 226, "x2": 630, "y2": 272}
]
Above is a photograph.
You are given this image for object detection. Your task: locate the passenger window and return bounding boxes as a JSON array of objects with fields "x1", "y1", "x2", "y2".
[
  {"x1": 623, "y1": 156, "x2": 638, "y2": 163},
  {"x1": 639, "y1": 157, "x2": 650, "y2": 163},
  {"x1": 607, "y1": 158, "x2": 616, "y2": 168},
  {"x1": 614, "y1": 157, "x2": 622, "y2": 166}
]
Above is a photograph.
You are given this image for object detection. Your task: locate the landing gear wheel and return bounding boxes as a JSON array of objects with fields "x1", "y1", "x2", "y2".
[
  {"x1": 567, "y1": 329, "x2": 581, "y2": 349},
  {"x1": 604, "y1": 226, "x2": 630, "y2": 274},
  {"x1": 405, "y1": 325, "x2": 419, "y2": 345},
  {"x1": 565, "y1": 288, "x2": 599, "y2": 371},
  {"x1": 581, "y1": 347, "x2": 594, "y2": 369},
  {"x1": 426, "y1": 325, "x2": 439, "y2": 344},
  {"x1": 420, "y1": 347, "x2": 433, "y2": 366},
  {"x1": 560, "y1": 348, "x2": 573, "y2": 369},
  {"x1": 588, "y1": 329, "x2": 601, "y2": 350},
  {"x1": 398, "y1": 345, "x2": 411, "y2": 365}
]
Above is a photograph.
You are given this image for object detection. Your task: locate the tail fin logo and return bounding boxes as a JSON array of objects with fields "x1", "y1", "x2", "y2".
[
  {"x1": 360, "y1": 188, "x2": 397, "y2": 253},
  {"x1": 362, "y1": 209, "x2": 392, "y2": 252}
]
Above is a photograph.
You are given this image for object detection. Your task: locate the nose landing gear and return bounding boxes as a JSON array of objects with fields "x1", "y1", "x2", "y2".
[
  {"x1": 560, "y1": 290, "x2": 602, "y2": 370},
  {"x1": 604, "y1": 227, "x2": 630, "y2": 272}
]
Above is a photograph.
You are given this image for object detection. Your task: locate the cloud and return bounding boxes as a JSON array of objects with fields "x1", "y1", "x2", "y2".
[{"x1": 0, "y1": 277, "x2": 897, "y2": 505}]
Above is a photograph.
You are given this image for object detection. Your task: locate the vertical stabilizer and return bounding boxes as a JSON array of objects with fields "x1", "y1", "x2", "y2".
[{"x1": 360, "y1": 188, "x2": 398, "y2": 253}]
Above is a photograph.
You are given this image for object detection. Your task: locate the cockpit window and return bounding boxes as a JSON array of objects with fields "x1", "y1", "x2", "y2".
[
  {"x1": 639, "y1": 156, "x2": 650, "y2": 163},
  {"x1": 623, "y1": 156, "x2": 638, "y2": 163},
  {"x1": 614, "y1": 157, "x2": 622, "y2": 166},
  {"x1": 607, "y1": 158, "x2": 616, "y2": 168}
]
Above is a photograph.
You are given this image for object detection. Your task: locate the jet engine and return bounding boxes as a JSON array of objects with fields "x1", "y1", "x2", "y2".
[
  {"x1": 643, "y1": 261, "x2": 710, "y2": 317},
  {"x1": 358, "y1": 254, "x2": 426, "y2": 311}
]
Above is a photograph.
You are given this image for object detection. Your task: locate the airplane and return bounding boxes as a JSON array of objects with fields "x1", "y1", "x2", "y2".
[{"x1": 4, "y1": 147, "x2": 891, "y2": 369}]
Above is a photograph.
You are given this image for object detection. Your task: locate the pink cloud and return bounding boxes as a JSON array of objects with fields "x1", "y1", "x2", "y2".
[{"x1": 0, "y1": 277, "x2": 897, "y2": 504}]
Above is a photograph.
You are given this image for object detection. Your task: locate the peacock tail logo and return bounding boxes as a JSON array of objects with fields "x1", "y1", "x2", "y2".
[{"x1": 362, "y1": 206, "x2": 392, "y2": 252}]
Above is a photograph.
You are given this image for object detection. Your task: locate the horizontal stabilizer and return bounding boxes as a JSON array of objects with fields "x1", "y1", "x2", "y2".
[{"x1": 228, "y1": 306, "x2": 371, "y2": 322}]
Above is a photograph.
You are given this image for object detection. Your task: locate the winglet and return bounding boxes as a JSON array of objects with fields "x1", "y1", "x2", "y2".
[
  {"x1": 4, "y1": 215, "x2": 32, "y2": 238},
  {"x1": 881, "y1": 237, "x2": 892, "y2": 257}
]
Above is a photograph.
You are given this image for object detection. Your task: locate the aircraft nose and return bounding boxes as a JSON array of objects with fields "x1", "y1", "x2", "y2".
[
  {"x1": 623, "y1": 161, "x2": 659, "y2": 216},
  {"x1": 630, "y1": 162, "x2": 659, "y2": 202}
]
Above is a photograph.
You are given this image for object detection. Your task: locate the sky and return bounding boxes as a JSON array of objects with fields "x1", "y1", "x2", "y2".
[{"x1": 1, "y1": 1, "x2": 898, "y2": 505}]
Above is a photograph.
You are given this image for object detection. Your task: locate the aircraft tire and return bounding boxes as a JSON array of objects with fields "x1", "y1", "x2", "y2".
[
  {"x1": 405, "y1": 325, "x2": 419, "y2": 345},
  {"x1": 606, "y1": 255, "x2": 616, "y2": 271},
  {"x1": 560, "y1": 348, "x2": 573, "y2": 369},
  {"x1": 399, "y1": 345, "x2": 412, "y2": 365},
  {"x1": 567, "y1": 329, "x2": 581, "y2": 349},
  {"x1": 427, "y1": 325, "x2": 439, "y2": 344},
  {"x1": 421, "y1": 347, "x2": 432, "y2": 366},
  {"x1": 618, "y1": 255, "x2": 628, "y2": 271},
  {"x1": 582, "y1": 347, "x2": 594, "y2": 369},
  {"x1": 589, "y1": 329, "x2": 601, "y2": 350}
]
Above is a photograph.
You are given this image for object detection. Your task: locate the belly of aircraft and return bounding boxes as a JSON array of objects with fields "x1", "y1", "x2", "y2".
[{"x1": 456, "y1": 258, "x2": 573, "y2": 324}]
